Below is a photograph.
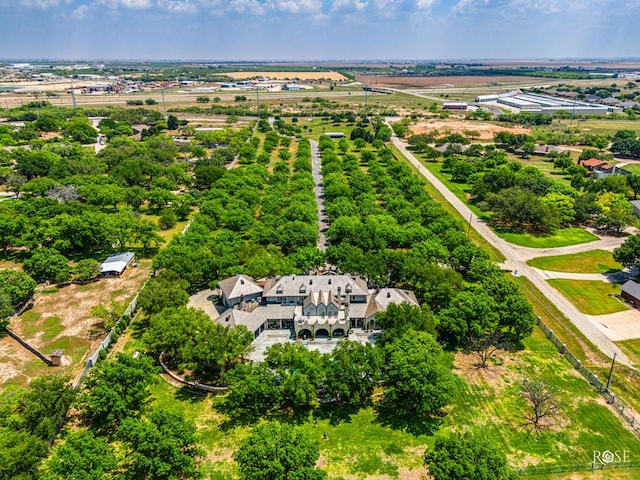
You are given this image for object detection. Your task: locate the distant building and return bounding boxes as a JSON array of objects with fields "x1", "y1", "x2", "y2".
[
  {"x1": 100, "y1": 252, "x2": 135, "y2": 277},
  {"x1": 324, "y1": 132, "x2": 345, "y2": 138},
  {"x1": 442, "y1": 101, "x2": 468, "y2": 111},
  {"x1": 282, "y1": 84, "x2": 304, "y2": 91},
  {"x1": 475, "y1": 90, "x2": 620, "y2": 115}
]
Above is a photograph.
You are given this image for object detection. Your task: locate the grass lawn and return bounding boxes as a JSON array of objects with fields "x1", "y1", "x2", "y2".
[
  {"x1": 445, "y1": 328, "x2": 640, "y2": 473},
  {"x1": 615, "y1": 338, "x2": 640, "y2": 368},
  {"x1": 527, "y1": 249, "x2": 622, "y2": 274},
  {"x1": 496, "y1": 227, "x2": 599, "y2": 248},
  {"x1": 547, "y1": 279, "x2": 628, "y2": 315},
  {"x1": 620, "y1": 164, "x2": 640, "y2": 175}
]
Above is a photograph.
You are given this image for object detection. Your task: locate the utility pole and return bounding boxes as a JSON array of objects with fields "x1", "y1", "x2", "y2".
[
  {"x1": 606, "y1": 352, "x2": 617, "y2": 391},
  {"x1": 161, "y1": 85, "x2": 167, "y2": 117}
]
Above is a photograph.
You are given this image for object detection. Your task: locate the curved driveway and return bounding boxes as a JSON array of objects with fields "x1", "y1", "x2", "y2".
[{"x1": 391, "y1": 135, "x2": 632, "y2": 365}]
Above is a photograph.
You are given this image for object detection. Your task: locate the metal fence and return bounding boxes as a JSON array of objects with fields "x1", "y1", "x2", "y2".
[
  {"x1": 536, "y1": 317, "x2": 640, "y2": 438},
  {"x1": 74, "y1": 279, "x2": 147, "y2": 388}
]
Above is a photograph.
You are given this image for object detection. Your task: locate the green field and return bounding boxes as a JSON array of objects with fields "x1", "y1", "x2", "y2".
[
  {"x1": 547, "y1": 279, "x2": 627, "y2": 315},
  {"x1": 620, "y1": 164, "x2": 640, "y2": 175},
  {"x1": 496, "y1": 227, "x2": 599, "y2": 248},
  {"x1": 527, "y1": 249, "x2": 622, "y2": 273}
]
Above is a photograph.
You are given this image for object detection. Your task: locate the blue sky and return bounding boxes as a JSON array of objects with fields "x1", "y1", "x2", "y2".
[{"x1": 0, "y1": 0, "x2": 637, "y2": 61}]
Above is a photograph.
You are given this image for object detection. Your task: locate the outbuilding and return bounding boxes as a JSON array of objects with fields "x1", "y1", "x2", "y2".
[
  {"x1": 100, "y1": 252, "x2": 136, "y2": 277},
  {"x1": 621, "y1": 280, "x2": 640, "y2": 305}
]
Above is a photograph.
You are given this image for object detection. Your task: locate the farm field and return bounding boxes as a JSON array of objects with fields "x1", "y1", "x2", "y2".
[
  {"x1": 356, "y1": 74, "x2": 552, "y2": 88},
  {"x1": 224, "y1": 71, "x2": 348, "y2": 81},
  {"x1": 547, "y1": 279, "x2": 627, "y2": 315},
  {"x1": 527, "y1": 250, "x2": 622, "y2": 274},
  {"x1": 409, "y1": 118, "x2": 531, "y2": 141}
]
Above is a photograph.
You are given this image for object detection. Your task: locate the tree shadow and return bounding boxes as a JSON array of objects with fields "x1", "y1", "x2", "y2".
[
  {"x1": 374, "y1": 403, "x2": 445, "y2": 436},
  {"x1": 174, "y1": 386, "x2": 207, "y2": 403},
  {"x1": 312, "y1": 402, "x2": 362, "y2": 426}
]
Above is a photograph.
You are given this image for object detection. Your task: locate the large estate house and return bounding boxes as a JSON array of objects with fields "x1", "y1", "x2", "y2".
[{"x1": 215, "y1": 274, "x2": 418, "y2": 340}]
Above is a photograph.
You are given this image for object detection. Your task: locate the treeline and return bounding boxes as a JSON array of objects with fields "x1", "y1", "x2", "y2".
[
  {"x1": 611, "y1": 130, "x2": 640, "y2": 158},
  {"x1": 440, "y1": 142, "x2": 637, "y2": 233}
]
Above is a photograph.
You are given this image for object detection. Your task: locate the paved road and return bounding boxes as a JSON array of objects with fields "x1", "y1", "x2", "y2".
[
  {"x1": 309, "y1": 139, "x2": 329, "y2": 251},
  {"x1": 391, "y1": 135, "x2": 632, "y2": 365}
]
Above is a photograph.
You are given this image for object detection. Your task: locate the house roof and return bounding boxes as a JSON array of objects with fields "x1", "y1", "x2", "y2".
[
  {"x1": 215, "y1": 305, "x2": 295, "y2": 332},
  {"x1": 622, "y1": 280, "x2": 640, "y2": 301},
  {"x1": 218, "y1": 274, "x2": 263, "y2": 301},
  {"x1": 100, "y1": 252, "x2": 135, "y2": 274},
  {"x1": 580, "y1": 158, "x2": 606, "y2": 168},
  {"x1": 262, "y1": 275, "x2": 368, "y2": 298},
  {"x1": 375, "y1": 288, "x2": 419, "y2": 309}
]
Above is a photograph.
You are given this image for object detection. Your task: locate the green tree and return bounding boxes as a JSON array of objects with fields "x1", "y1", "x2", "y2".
[
  {"x1": 167, "y1": 115, "x2": 179, "y2": 130},
  {"x1": 553, "y1": 155, "x2": 573, "y2": 174},
  {"x1": 323, "y1": 341, "x2": 382, "y2": 405},
  {"x1": 63, "y1": 117, "x2": 99, "y2": 144},
  {"x1": 382, "y1": 331, "x2": 455, "y2": 419},
  {"x1": 73, "y1": 259, "x2": 101, "y2": 283},
  {"x1": 23, "y1": 248, "x2": 71, "y2": 284},
  {"x1": 437, "y1": 289, "x2": 500, "y2": 347},
  {"x1": 117, "y1": 409, "x2": 203, "y2": 480},
  {"x1": 377, "y1": 303, "x2": 436, "y2": 341},
  {"x1": 41, "y1": 430, "x2": 117, "y2": 480},
  {"x1": 143, "y1": 306, "x2": 253, "y2": 380},
  {"x1": 234, "y1": 422, "x2": 326, "y2": 480},
  {"x1": 224, "y1": 363, "x2": 282, "y2": 420},
  {"x1": 628, "y1": 174, "x2": 640, "y2": 199},
  {"x1": 424, "y1": 432, "x2": 516, "y2": 480},
  {"x1": 595, "y1": 191, "x2": 636, "y2": 231},
  {"x1": 76, "y1": 353, "x2": 158, "y2": 432},
  {"x1": 158, "y1": 208, "x2": 178, "y2": 230},
  {"x1": 137, "y1": 270, "x2": 189, "y2": 315},
  {"x1": 0, "y1": 428, "x2": 48, "y2": 480},
  {"x1": 22, "y1": 375, "x2": 75, "y2": 440},
  {"x1": 0, "y1": 269, "x2": 36, "y2": 307},
  {"x1": 613, "y1": 233, "x2": 640, "y2": 268}
]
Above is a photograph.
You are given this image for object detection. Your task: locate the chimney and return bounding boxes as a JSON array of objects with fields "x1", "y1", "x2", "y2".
[{"x1": 387, "y1": 291, "x2": 391, "y2": 298}]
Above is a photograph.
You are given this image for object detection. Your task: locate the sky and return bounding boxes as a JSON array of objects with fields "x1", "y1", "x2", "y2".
[{"x1": 0, "y1": 0, "x2": 638, "y2": 61}]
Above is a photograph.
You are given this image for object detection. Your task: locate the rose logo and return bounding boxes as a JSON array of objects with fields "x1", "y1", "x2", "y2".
[{"x1": 601, "y1": 451, "x2": 615, "y2": 464}]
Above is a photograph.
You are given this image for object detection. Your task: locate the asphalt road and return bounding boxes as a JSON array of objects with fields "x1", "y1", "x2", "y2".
[{"x1": 391, "y1": 135, "x2": 633, "y2": 365}]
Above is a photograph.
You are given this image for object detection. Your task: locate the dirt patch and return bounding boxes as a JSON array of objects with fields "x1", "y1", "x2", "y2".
[
  {"x1": 399, "y1": 466, "x2": 429, "y2": 480},
  {"x1": 225, "y1": 71, "x2": 347, "y2": 82},
  {"x1": 410, "y1": 119, "x2": 530, "y2": 141},
  {"x1": 3, "y1": 260, "x2": 151, "y2": 387},
  {"x1": 453, "y1": 351, "x2": 510, "y2": 393}
]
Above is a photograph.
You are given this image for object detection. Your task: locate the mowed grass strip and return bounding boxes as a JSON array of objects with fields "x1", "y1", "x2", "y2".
[
  {"x1": 527, "y1": 249, "x2": 622, "y2": 274},
  {"x1": 496, "y1": 227, "x2": 599, "y2": 248},
  {"x1": 547, "y1": 279, "x2": 627, "y2": 315},
  {"x1": 615, "y1": 338, "x2": 640, "y2": 368}
]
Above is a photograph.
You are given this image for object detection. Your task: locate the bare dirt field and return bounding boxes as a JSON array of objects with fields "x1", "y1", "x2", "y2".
[
  {"x1": 357, "y1": 75, "x2": 548, "y2": 88},
  {"x1": 225, "y1": 71, "x2": 347, "y2": 81},
  {"x1": 410, "y1": 119, "x2": 531, "y2": 140},
  {"x1": 0, "y1": 259, "x2": 151, "y2": 387}
]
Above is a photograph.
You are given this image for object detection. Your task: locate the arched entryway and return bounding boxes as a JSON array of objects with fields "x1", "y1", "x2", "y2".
[
  {"x1": 315, "y1": 328, "x2": 330, "y2": 339},
  {"x1": 298, "y1": 328, "x2": 313, "y2": 340},
  {"x1": 332, "y1": 328, "x2": 346, "y2": 338}
]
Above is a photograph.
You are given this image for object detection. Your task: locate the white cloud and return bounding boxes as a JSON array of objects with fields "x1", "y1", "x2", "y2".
[
  {"x1": 21, "y1": 0, "x2": 67, "y2": 9},
  {"x1": 454, "y1": 0, "x2": 615, "y2": 15},
  {"x1": 158, "y1": 0, "x2": 199, "y2": 13},
  {"x1": 331, "y1": 0, "x2": 368, "y2": 13},
  {"x1": 415, "y1": 0, "x2": 437, "y2": 9},
  {"x1": 71, "y1": 3, "x2": 92, "y2": 17},
  {"x1": 97, "y1": 0, "x2": 153, "y2": 9},
  {"x1": 269, "y1": 0, "x2": 322, "y2": 14}
]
